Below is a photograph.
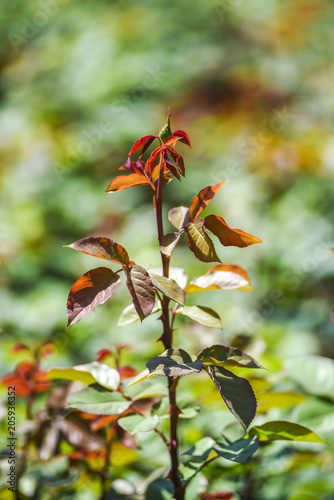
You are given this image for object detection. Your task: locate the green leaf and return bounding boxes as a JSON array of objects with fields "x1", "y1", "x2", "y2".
[
  {"x1": 204, "y1": 214, "x2": 262, "y2": 247},
  {"x1": 48, "y1": 362, "x2": 120, "y2": 390},
  {"x1": 149, "y1": 273, "x2": 185, "y2": 305},
  {"x1": 131, "y1": 382, "x2": 168, "y2": 400},
  {"x1": 150, "y1": 267, "x2": 188, "y2": 289},
  {"x1": 183, "y1": 437, "x2": 216, "y2": 462},
  {"x1": 117, "y1": 302, "x2": 161, "y2": 326},
  {"x1": 65, "y1": 236, "x2": 130, "y2": 265},
  {"x1": 185, "y1": 218, "x2": 220, "y2": 263},
  {"x1": 125, "y1": 368, "x2": 158, "y2": 387},
  {"x1": 160, "y1": 232, "x2": 182, "y2": 257},
  {"x1": 257, "y1": 391, "x2": 306, "y2": 413},
  {"x1": 288, "y1": 494, "x2": 323, "y2": 500},
  {"x1": 206, "y1": 365, "x2": 257, "y2": 430},
  {"x1": 147, "y1": 348, "x2": 203, "y2": 377},
  {"x1": 285, "y1": 356, "x2": 334, "y2": 400},
  {"x1": 168, "y1": 206, "x2": 190, "y2": 230},
  {"x1": 67, "y1": 384, "x2": 131, "y2": 415},
  {"x1": 124, "y1": 265, "x2": 156, "y2": 321},
  {"x1": 180, "y1": 438, "x2": 216, "y2": 481},
  {"x1": 66, "y1": 267, "x2": 121, "y2": 328},
  {"x1": 248, "y1": 421, "x2": 326, "y2": 443},
  {"x1": 213, "y1": 436, "x2": 259, "y2": 463},
  {"x1": 185, "y1": 264, "x2": 251, "y2": 293},
  {"x1": 145, "y1": 478, "x2": 174, "y2": 500},
  {"x1": 118, "y1": 414, "x2": 159, "y2": 434},
  {"x1": 153, "y1": 397, "x2": 199, "y2": 419},
  {"x1": 176, "y1": 306, "x2": 222, "y2": 329},
  {"x1": 198, "y1": 345, "x2": 263, "y2": 369}
]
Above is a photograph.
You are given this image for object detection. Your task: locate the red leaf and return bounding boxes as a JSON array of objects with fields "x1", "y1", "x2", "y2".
[
  {"x1": 119, "y1": 159, "x2": 144, "y2": 173},
  {"x1": 124, "y1": 265, "x2": 156, "y2": 321},
  {"x1": 105, "y1": 173, "x2": 152, "y2": 192},
  {"x1": 66, "y1": 237, "x2": 130, "y2": 265},
  {"x1": 1, "y1": 362, "x2": 50, "y2": 397},
  {"x1": 163, "y1": 148, "x2": 180, "y2": 180},
  {"x1": 67, "y1": 267, "x2": 121, "y2": 328},
  {"x1": 189, "y1": 182, "x2": 226, "y2": 221},
  {"x1": 96, "y1": 349, "x2": 112, "y2": 362},
  {"x1": 173, "y1": 129, "x2": 192, "y2": 147},
  {"x1": 12, "y1": 343, "x2": 30, "y2": 354},
  {"x1": 118, "y1": 366, "x2": 138, "y2": 380},
  {"x1": 145, "y1": 146, "x2": 162, "y2": 175},
  {"x1": 204, "y1": 215, "x2": 262, "y2": 248},
  {"x1": 167, "y1": 146, "x2": 185, "y2": 177},
  {"x1": 128, "y1": 135, "x2": 157, "y2": 157}
]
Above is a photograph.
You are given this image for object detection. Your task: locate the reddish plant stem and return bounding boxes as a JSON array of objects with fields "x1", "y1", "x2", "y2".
[{"x1": 154, "y1": 154, "x2": 184, "y2": 500}]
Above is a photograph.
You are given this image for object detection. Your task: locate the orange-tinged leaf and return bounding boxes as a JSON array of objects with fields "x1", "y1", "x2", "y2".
[
  {"x1": 128, "y1": 135, "x2": 157, "y2": 157},
  {"x1": 204, "y1": 215, "x2": 262, "y2": 248},
  {"x1": 67, "y1": 267, "x2": 121, "y2": 327},
  {"x1": 185, "y1": 218, "x2": 220, "y2": 263},
  {"x1": 189, "y1": 182, "x2": 226, "y2": 221},
  {"x1": 145, "y1": 146, "x2": 162, "y2": 175},
  {"x1": 66, "y1": 236, "x2": 130, "y2": 265},
  {"x1": 185, "y1": 264, "x2": 251, "y2": 293},
  {"x1": 105, "y1": 173, "x2": 152, "y2": 192}
]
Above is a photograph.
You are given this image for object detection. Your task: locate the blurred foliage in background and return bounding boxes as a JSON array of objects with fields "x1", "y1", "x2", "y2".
[{"x1": 0, "y1": 0, "x2": 334, "y2": 499}]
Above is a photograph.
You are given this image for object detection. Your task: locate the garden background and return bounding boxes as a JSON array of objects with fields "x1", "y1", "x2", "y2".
[{"x1": 1, "y1": 1, "x2": 334, "y2": 499}]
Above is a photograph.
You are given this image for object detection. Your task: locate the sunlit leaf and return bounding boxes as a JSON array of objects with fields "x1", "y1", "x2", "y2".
[
  {"x1": 149, "y1": 273, "x2": 185, "y2": 305},
  {"x1": 185, "y1": 264, "x2": 251, "y2": 293},
  {"x1": 204, "y1": 214, "x2": 262, "y2": 247},
  {"x1": 66, "y1": 236, "x2": 130, "y2": 265},
  {"x1": 118, "y1": 414, "x2": 159, "y2": 434},
  {"x1": 145, "y1": 146, "x2": 162, "y2": 175},
  {"x1": 248, "y1": 421, "x2": 326, "y2": 443},
  {"x1": 176, "y1": 306, "x2": 222, "y2": 329},
  {"x1": 189, "y1": 182, "x2": 226, "y2": 221},
  {"x1": 206, "y1": 365, "x2": 257, "y2": 430},
  {"x1": 128, "y1": 134, "x2": 157, "y2": 157},
  {"x1": 147, "y1": 348, "x2": 203, "y2": 377},
  {"x1": 124, "y1": 265, "x2": 156, "y2": 321},
  {"x1": 48, "y1": 361, "x2": 120, "y2": 390},
  {"x1": 105, "y1": 173, "x2": 152, "y2": 192},
  {"x1": 150, "y1": 267, "x2": 188, "y2": 289},
  {"x1": 198, "y1": 345, "x2": 263, "y2": 369},
  {"x1": 131, "y1": 382, "x2": 168, "y2": 400},
  {"x1": 160, "y1": 232, "x2": 182, "y2": 257},
  {"x1": 257, "y1": 391, "x2": 306, "y2": 413},
  {"x1": 214, "y1": 436, "x2": 259, "y2": 463},
  {"x1": 117, "y1": 302, "x2": 161, "y2": 326},
  {"x1": 285, "y1": 356, "x2": 334, "y2": 400},
  {"x1": 67, "y1": 384, "x2": 131, "y2": 415},
  {"x1": 185, "y1": 218, "x2": 220, "y2": 263},
  {"x1": 110, "y1": 442, "x2": 139, "y2": 467},
  {"x1": 125, "y1": 369, "x2": 158, "y2": 388},
  {"x1": 168, "y1": 206, "x2": 190, "y2": 230},
  {"x1": 173, "y1": 129, "x2": 192, "y2": 147},
  {"x1": 66, "y1": 267, "x2": 121, "y2": 327}
]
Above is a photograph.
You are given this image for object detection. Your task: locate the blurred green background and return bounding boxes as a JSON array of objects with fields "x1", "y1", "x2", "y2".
[{"x1": 1, "y1": 0, "x2": 334, "y2": 498}]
